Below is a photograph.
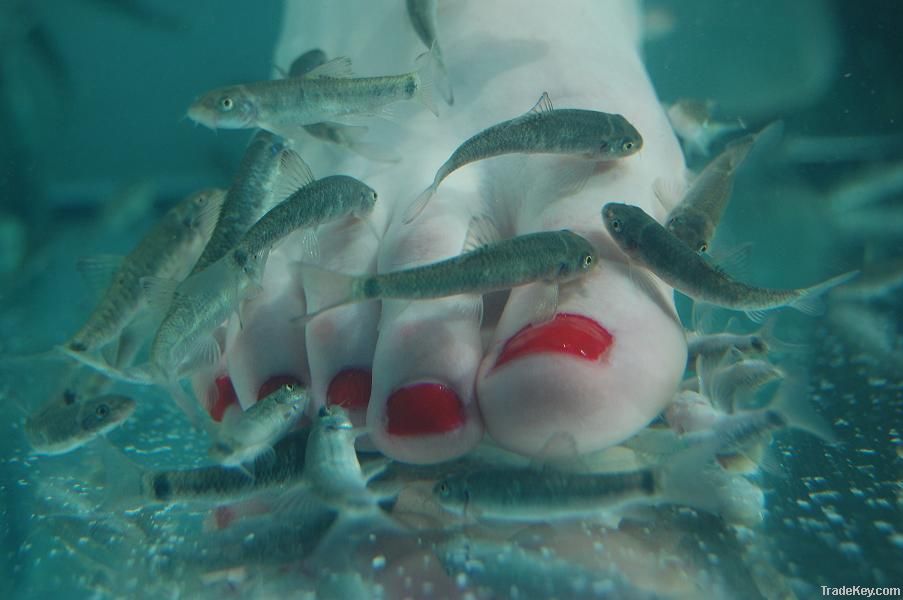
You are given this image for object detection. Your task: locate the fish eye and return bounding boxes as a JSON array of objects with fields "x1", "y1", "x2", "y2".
[
  {"x1": 610, "y1": 217, "x2": 623, "y2": 233},
  {"x1": 582, "y1": 254, "x2": 594, "y2": 267},
  {"x1": 699, "y1": 242, "x2": 708, "y2": 252},
  {"x1": 219, "y1": 96, "x2": 234, "y2": 111},
  {"x1": 95, "y1": 404, "x2": 110, "y2": 418},
  {"x1": 622, "y1": 140, "x2": 635, "y2": 152},
  {"x1": 437, "y1": 482, "x2": 450, "y2": 496}
]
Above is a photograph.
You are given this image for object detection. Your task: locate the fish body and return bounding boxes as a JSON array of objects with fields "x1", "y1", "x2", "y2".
[
  {"x1": 286, "y1": 49, "x2": 401, "y2": 162},
  {"x1": 687, "y1": 332, "x2": 768, "y2": 369},
  {"x1": 209, "y1": 384, "x2": 308, "y2": 467},
  {"x1": 433, "y1": 466, "x2": 658, "y2": 521},
  {"x1": 190, "y1": 132, "x2": 292, "y2": 275},
  {"x1": 299, "y1": 229, "x2": 597, "y2": 320},
  {"x1": 665, "y1": 133, "x2": 755, "y2": 252},
  {"x1": 234, "y1": 174, "x2": 378, "y2": 268},
  {"x1": 303, "y1": 406, "x2": 372, "y2": 507},
  {"x1": 406, "y1": 0, "x2": 454, "y2": 104},
  {"x1": 404, "y1": 92, "x2": 642, "y2": 221},
  {"x1": 111, "y1": 428, "x2": 311, "y2": 507},
  {"x1": 66, "y1": 188, "x2": 223, "y2": 353},
  {"x1": 25, "y1": 394, "x2": 135, "y2": 455},
  {"x1": 187, "y1": 46, "x2": 440, "y2": 138},
  {"x1": 602, "y1": 202, "x2": 857, "y2": 318}
]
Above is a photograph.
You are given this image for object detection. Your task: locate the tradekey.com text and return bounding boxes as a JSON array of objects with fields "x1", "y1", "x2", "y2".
[{"x1": 822, "y1": 587, "x2": 901, "y2": 597}]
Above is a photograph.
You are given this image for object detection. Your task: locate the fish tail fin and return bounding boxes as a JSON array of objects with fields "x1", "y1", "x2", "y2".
[
  {"x1": 769, "y1": 368, "x2": 837, "y2": 444},
  {"x1": 293, "y1": 262, "x2": 361, "y2": 322},
  {"x1": 97, "y1": 440, "x2": 148, "y2": 512},
  {"x1": 656, "y1": 441, "x2": 766, "y2": 524},
  {"x1": 164, "y1": 382, "x2": 214, "y2": 435},
  {"x1": 789, "y1": 270, "x2": 860, "y2": 316},
  {"x1": 401, "y1": 183, "x2": 438, "y2": 224},
  {"x1": 55, "y1": 345, "x2": 155, "y2": 385},
  {"x1": 414, "y1": 42, "x2": 441, "y2": 116}
]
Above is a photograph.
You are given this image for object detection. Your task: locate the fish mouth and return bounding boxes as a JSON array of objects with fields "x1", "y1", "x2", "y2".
[{"x1": 492, "y1": 313, "x2": 614, "y2": 371}]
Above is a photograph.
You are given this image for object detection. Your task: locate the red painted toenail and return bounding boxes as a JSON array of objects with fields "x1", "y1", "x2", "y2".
[
  {"x1": 493, "y1": 313, "x2": 613, "y2": 371},
  {"x1": 210, "y1": 376, "x2": 239, "y2": 422},
  {"x1": 257, "y1": 375, "x2": 303, "y2": 401},
  {"x1": 386, "y1": 383, "x2": 466, "y2": 436},
  {"x1": 327, "y1": 369, "x2": 372, "y2": 410}
]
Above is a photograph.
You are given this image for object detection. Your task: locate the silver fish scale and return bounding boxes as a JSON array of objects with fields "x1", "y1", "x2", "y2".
[{"x1": 254, "y1": 73, "x2": 420, "y2": 126}]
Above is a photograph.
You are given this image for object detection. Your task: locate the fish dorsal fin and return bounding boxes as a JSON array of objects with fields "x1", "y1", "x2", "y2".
[
  {"x1": 139, "y1": 276, "x2": 180, "y2": 312},
  {"x1": 76, "y1": 255, "x2": 124, "y2": 296},
  {"x1": 272, "y1": 149, "x2": 315, "y2": 202},
  {"x1": 462, "y1": 214, "x2": 501, "y2": 253},
  {"x1": 304, "y1": 56, "x2": 353, "y2": 79},
  {"x1": 193, "y1": 189, "x2": 226, "y2": 243},
  {"x1": 527, "y1": 91, "x2": 554, "y2": 115}
]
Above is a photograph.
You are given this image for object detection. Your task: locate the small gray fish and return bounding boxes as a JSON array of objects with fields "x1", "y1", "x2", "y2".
[
  {"x1": 689, "y1": 375, "x2": 836, "y2": 451},
  {"x1": 25, "y1": 394, "x2": 136, "y2": 455},
  {"x1": 406, "y1": 0, "x2": 454, "y2": 104},
  {"x1": 433, "y1": 465, "x2": 658, "y2": 521},
  {"x1": 187, "y1": 45, "x2": 441, "y2": 139},
  {"x1": 288, "y1": 49, "x2": 397, "y2": 162},
  {"x1": 232, "y1": 163, "x2": 379, "y2": 280},
  {"x1": 602, "y1": 202, "x2": 858, "y2": 321},
  {"x1": 404, "y1": 92, "x2": 643, "y2": 221},
  {"x1": 664, "y1": 133, "x2": 756, "y2": 252},
  {"x1": 437, "y1": 537, "x2": 658, "y2": 600},
  {"x1": 209, "y1": 383, "x2": 308, "y2": 468},
  {"x1": 296, "y1": 228, "x2": 597, "y2": 323},
  {"x1": 190, "y1": 132, "x2": 294, "y2": 275},
  {"x1": 66, "y1": 188, "x2": 223, "y2": 353},
  {"x1": 103, "y1": 428, "x2": 311, "y2": 508},
  {"x1": 302, "y1": 405, "x2": 373, "y2": 508}
]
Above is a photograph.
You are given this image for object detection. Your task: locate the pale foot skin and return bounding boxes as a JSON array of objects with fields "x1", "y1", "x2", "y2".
[{"x1": 196, "y1": 0, "x2": 687, "y2": 462}]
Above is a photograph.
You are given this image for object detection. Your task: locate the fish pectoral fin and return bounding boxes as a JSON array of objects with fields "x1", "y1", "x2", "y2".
[
  {"x1": 401, "y1": 183, "x2": 437, "y2": 225},
  {"x1": 298, "y1": 229, "x2": 321, "y2": 263},
  {"x1": 710, "y1": 242, "x2": 753, "y2": 280},
  {"x1": 744, "y1": 309, "x2": 769, "y2": 323},
  {"x1": 303, "y1": 56, "x2": 353, "y2": 79},
  {"x1": 140, "y1": 276, "x2": 180, "y2": 312},
  {"x1": 177, "y1": 335, "x2": 222, "y2": 379},
  {"x1": 271, "y1": 148, "x2": 316, "y2": 202},
  {"x1": 75, "y1": 254, "x2": 124, "y2": 296},
  {"x1": 461, "y1": 214, "x2": 501, "y2": 253},
  {"x1": 527, "y1": 91, "x2": 554, "y2": 115},
  {"x1": 526, "y1": 282, "x2": 559, "y2": 327}
]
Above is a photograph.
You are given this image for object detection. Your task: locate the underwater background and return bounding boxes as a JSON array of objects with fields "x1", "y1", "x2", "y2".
[{"x1": 1, "y1": 0, "x2": 901, "y2": 598}]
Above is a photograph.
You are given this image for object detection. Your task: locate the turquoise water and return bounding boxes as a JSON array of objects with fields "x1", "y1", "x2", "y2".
[{"x1": 1, "y1": 1, "x2": 901, "y2": 598}]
